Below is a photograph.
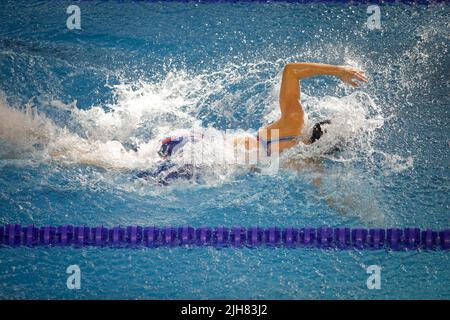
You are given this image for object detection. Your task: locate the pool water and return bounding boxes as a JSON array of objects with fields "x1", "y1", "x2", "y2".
[{"x1": 0, "y1": 1, "x2": 449, "y2": 299}]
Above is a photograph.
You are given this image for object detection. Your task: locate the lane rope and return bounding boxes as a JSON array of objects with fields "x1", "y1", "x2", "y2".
[{"x1": 1, "y1": 225, "x2": 449, "y2": 250}]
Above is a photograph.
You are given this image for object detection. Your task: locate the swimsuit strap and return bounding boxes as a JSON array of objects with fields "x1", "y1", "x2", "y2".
[{"x1": 256, "y1": 133, "x2": 300, "y2": 156}]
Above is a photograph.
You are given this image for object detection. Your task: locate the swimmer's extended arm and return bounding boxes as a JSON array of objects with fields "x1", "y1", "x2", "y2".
[{"x1": 279, "y1": 62, "x2": 368, "y2": 119}]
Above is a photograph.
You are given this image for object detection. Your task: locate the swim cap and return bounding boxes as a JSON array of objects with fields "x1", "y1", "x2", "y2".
[{"x1": 310, "y1": 120, "x2": 331, "y2": 143}]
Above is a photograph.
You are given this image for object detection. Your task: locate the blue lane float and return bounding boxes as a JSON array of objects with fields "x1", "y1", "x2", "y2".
[
  {"x1": 0, "y1": 225, "x2": 449, "y2": 250},
  {"x1": 113, "y1": 1, "x2": 449, "y2": 4}
]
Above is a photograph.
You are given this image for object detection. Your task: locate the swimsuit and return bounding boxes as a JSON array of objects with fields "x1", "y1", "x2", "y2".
[
  {"x1": 136, "y1": 134, "x2": 199, "y2": 185},
  {"x1": 158, "y1": 135, "x2": 190, "y2": 158}
]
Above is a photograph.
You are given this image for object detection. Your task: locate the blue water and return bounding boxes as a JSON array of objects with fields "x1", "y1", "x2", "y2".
[{"x1": 0, "y1": 1, "x2": 449, "y2": 299}]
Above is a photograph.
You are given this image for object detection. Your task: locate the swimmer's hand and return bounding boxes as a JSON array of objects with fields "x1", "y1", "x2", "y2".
[{"x1": 338, "y1": 66, "x2": 368, "y2": 87}]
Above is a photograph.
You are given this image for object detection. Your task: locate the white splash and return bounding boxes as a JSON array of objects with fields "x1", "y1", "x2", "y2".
[{"x1": 0, "y1": 60, "x2": 402, "y2": 181}]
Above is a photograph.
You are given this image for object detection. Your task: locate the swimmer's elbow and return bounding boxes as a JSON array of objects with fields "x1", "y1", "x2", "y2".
[
  {"x1": 284, "y1": 63, "x2": 310, "y2": 79},
  {"x1": 285, "y1": 62, "x2": 308, "y2": 69}
]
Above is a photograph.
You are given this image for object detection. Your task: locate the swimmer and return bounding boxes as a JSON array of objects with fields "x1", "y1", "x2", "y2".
[
  {"x1": 232, "y1": 62, "x2": 368, "y2": 155},
  {"x1": 140, "y1": 62, "x2": 368, "y2": 183}
]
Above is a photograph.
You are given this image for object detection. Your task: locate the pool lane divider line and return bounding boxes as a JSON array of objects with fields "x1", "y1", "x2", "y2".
[
  {"x1": 0, "y1": 225, "x2": 449, "y2": 250},
  {"x1": 104, "y1": 1, "x2": 450, "y2": 4}
]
